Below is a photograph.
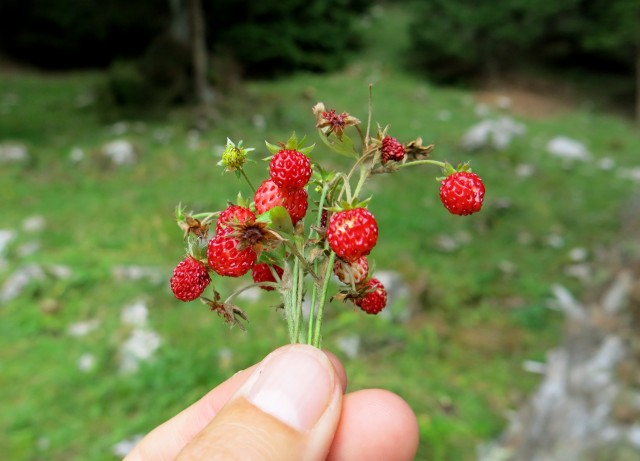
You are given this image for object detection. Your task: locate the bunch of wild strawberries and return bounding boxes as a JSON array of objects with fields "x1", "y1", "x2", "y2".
[{"x1": 169, "y1": 94, "x2": 485, "y2": 345}]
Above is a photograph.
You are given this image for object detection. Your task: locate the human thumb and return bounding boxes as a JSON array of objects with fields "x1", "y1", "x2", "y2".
[{"x1": 174, "y1": 344, "x2": 343, "y2": 461}]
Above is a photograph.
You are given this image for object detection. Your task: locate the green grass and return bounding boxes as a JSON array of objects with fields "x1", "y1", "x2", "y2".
[{"x1": 2, "y1": 5, "x2": 640, "y2": 461}]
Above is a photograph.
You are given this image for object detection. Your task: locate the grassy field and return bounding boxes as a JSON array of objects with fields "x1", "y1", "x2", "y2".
[{"x1": 2, "y1": 5, "x2": 640, "y2": 461}]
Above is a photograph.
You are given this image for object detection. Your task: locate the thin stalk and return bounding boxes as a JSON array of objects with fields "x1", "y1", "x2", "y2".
[
  {"x1": 307, "y1": 183, "x2": 330, "y2": 343},
  {"x1": 224, "y1": 281, "x2": 278, "y2": 303},
  {"x1": 283, "y1": 240, "x2": 320, "y2": 282},
  {"x1": 293, "y1": 257, "x2": 305, "y2": 343},
  {"x1": 395, "y1": 159, "x2": 446, "y2": 170},
  {"x1": 312, "y1": 251, "x2": 336, "y2": 347},
  {"x1": 238, "y1": 168, "x2": 256, "y2": 194},
  {"x1": 287, "y1": 257, "x2": 300, "y2": 343}
]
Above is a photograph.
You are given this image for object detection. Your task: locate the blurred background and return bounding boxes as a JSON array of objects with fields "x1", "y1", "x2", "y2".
[{"x1": 1, "y1": 1, "x2": 640, "y2": 460}]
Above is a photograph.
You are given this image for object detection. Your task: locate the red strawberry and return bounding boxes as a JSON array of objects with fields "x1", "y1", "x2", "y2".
[
  {"x1": 353, "y1": 278, "x2": 387, "y2": 314},
  {"x1": 251, "y1": 263, "x2": 284, "y2": 291},
  {"x1": 269, "y1": 149, "x2": 312, "y2": 190},
  {"x1": 207, "y1": 228, "x2": 257, "y2": 277},
  {"x1": 284, "y1": 188, "x2": 308, "y2": 225},
  {"x1": 381, "y1": 136, "x2": 405, "y2": 164},
  {"x1": 333, "y1": 256, "x2": 369, "y2": 285},
  {"x1": 439, "y1": 171, "x2": 485, "y2": 216},
  {"x1": 254, "y1": 179, "x2": 308, "y2": 225},
  {"x1": 216, "y1": 205, "x2": 256, "y2": 233},
  {"x1": 327, "y1": 208, "x2": 378, "y2": 261},
  {"x1": 170, "y1": 256, "x2": 211, "y2": 302}
]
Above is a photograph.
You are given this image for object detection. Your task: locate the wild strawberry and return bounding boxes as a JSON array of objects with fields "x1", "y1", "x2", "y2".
[
  {"x1": 254, "y1": 179, "x2": 308, "y2": 225},
  {"x1": 327, "y1": 208, "x2": 378, "y2": 261},
  {"x1": 439, "y1": 171, "x2": 485, "y2": 216},
  {"x1": 170, "y1": 256, "x2": 211, "y2": 302},
  {"x1": 381, "y1": 136, "x2": 405, "y2": 164},
  {"x1": 333, "y1": 256, "x2": 369, "y2": 285},
  {"x1": 207, "y1": 228, "x2": 257, "y2": 277},
  {"x1": 353, "y1": 278, "x2": 387, "y2": 315},
  {"x1": 284, "y1": 188, "x2": 308, "y2": 225},
  {"x1": 216, "y1": 205, "x2": 256, "y2": 233},
  {"x1": 269, "y1": 149, "x2": 312, "y2": 190},
  {"x1": 251, "y1": 263, "x2": 284, "y2": 291}
]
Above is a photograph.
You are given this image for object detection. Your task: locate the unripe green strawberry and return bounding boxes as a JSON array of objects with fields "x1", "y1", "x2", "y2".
[
  {"x1": 254, "y1": 179, "x2": 308, "y2": 225},
  {"x1": 327, "y1": 208, "x2": 378, "y2": 261},
  {"x1": 251, "y1": 263, "x2": 284, "y2": 291},
  {"x1": 269, "y1": 149, "x2": 312, "y2": 190},
  {"x1": 207, "y1": 228, "x2": 257, "y2": 277},
  {"x1": 381, "y1": 136, "x2": 405, "y2": 164},
  {"x1": 216, "y1": 205, "x2": 256, "y2": 233},
  {"x1": 170, "y1": 256, "x2": 211, "y2": 302},
  {"x1": 439, "y1": 171, "x2": 485, "y2": 216},
  {"x1": 333, "y1": 256, "x2": 369, "y2": 285},
  {"x1": 353, "y1": 278, "x2": 387, "y2": 314}
]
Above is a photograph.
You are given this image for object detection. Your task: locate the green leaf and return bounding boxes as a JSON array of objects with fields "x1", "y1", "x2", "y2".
[
  {"x1": 317, "y1": 129, "x2": 358, "y2": 158},
  {"x1": 269, "y1": 206, "x2": 295, "y2": 235}
]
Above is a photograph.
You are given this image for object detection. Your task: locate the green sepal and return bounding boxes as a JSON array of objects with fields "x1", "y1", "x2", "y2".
[
  {"x1": 436, "y1": 161, "x2": 471, "y2": 181},
  {"x1": 265, "y1": 140, "x2": 281, "y2": 155},
  {"x1": 175, "y1": 203, "x2": 186, "y2": 222}
]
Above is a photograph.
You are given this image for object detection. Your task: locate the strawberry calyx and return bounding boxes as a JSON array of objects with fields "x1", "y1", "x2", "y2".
[
  {"x1": 436, "y1": 161, "x2": 473, "y2": 181},
  {"x1": 265, "y1": 132, "x2": 314, "y2": 157}
]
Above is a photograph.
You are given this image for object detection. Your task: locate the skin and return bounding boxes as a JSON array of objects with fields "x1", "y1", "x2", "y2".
[{"x1": 124, "y1": 345, "x2": 419, "y2": 461}]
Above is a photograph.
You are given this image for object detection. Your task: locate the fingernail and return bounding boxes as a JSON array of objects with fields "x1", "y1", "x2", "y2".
[{"x1": 245, "y1": 346, "x2": 334, "y2": 431}]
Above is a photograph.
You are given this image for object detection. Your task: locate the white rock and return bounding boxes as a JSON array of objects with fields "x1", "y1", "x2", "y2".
[
  {"x1": 120, "y1": 300, "x2": 149, "y2": 328},
  {"x1": 462, "y1": 117, "x2": 526, "y2": 151},
  {"x1": 16, "y1": 241, "x2": 40, "y2": 257},
  {"x1": 68, "y1": 319, "x2": 101, "y2": 337},
  {"x1": 69, "y1": 147, "x2": 84, "y2": 163},
  {"x1": 618, "y1": 167, "x2": 640, "y2": 182},
  {"x1": 0, "y1": 142, "x2": 29, "y2": 162},
  {"x1": 336, "y1": 334, "x2": 360, "y2": 359},
  {"x1": 112, "y1": 265, "x2": 164, "y2": 284},
  {"x1": 0, "y1": 229, "x2": 16, "y2": 254},
  {"x1": 597, "y1": 157, "x2": 615, "y2": 171},
  {"x1": 22, "y1": 215, "x2": 45, "y2": 233},
  {"x1": 1, "y1": 264, "x2": 45, "y2": 303},
  {"x1": 515, "y1": 163, "x2": 535, "y2": 178},
  {"x1": 102, "y1": 139, "x2": 136, "y2": 165},
  {"x1": 569, "y1": 247, "x2": 588, "y2": 262},
  {"x1": 119, "y1": 328, "x2": 161, "y2": 374},
  {"x1": 546, "y1": 136, "x2": 590, "y2": 161},
  {"x1": 77, "y1": 353, "x2": 96, "y2": 372},
  {"x1": 111, "y1": 121, "x2": 129, "y2": 135},
  {"x1": 628, "y1": 424, "x2": 640, "y2": 449}
]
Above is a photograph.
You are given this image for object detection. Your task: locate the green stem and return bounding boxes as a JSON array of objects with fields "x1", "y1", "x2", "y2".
[
  {"x1": 312, "y1": 251, "x2": 336, "y2": 348},
  {"x1": 224, "y1": 282, "x2": 278, "y2": 303},
  {"x1": 239, "y1": 168, "x2": 256, "y2": 194},
  {"x1": 306, "y1": 183, "x2": 330, "y2": 344},
  {"x1": 395, "y1": 159, "x2": 446, "y2": 170},
  {"x1": 287, "y1": 257, "x2": 300, "y2": 343},
  {"x1": 190, "y1": 211, "x2": 218, "y2": 221},
  {"x1": 294, "y1": 257, "x2": 305, "y2": 343},
  {"x1": 284, "y1": 240, "x2": 319, "y2": 282}
]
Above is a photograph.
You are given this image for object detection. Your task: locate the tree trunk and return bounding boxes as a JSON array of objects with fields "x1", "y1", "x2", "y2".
[
  {"x1": 187, "y1": 0, "x2": 212, "y2": 107},
  {"x1": 635, "y1": 45, "x2": 640, "y2": 129}
]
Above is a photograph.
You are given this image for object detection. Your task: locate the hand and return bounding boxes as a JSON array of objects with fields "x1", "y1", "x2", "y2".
[{"x1": 124, "y1": 344, "x2": 419, "y2": 461}]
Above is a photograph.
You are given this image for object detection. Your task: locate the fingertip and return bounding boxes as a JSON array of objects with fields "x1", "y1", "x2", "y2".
[
  {"x1": 327, "y1": 389, "x2": 419, "y2": 461},
  {"x1": 323, "y1": 350, "x2": 348, "y2": 391}
]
